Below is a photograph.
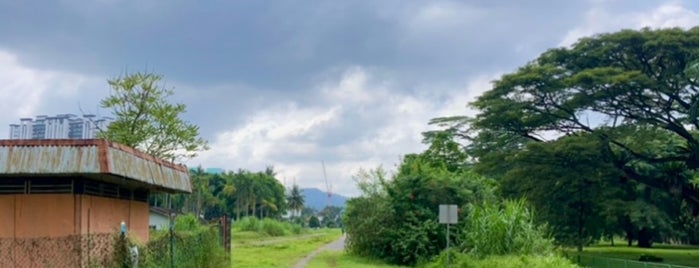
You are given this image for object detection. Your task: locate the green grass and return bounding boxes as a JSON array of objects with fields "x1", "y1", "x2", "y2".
[
  {"x1": 567, "y1": 244, "x2": 699, "y2": 267},
  {"x1": 231, "y1": 228, "x2": 342, "y2": 268},
  {"x1": 306, "y1": 251, "x2": 406, "y2": 268}
]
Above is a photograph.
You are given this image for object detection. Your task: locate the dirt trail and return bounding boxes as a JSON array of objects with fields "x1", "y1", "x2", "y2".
[{"x1": 292, "y1": 234, "x2": 346, "y2": 268}]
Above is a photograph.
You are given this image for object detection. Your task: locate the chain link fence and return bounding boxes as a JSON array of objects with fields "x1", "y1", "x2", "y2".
[
  {"x1": 0, "y1": 233, "x2": 117, "y2": 267},
  {"x1": 0, "y1": 218, "x2": 230, "y2": 268}
]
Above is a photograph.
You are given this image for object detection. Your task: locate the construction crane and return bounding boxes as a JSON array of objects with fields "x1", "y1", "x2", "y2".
[{"x1": 321, "y1": 161, "x2": 332, "y2": 210}]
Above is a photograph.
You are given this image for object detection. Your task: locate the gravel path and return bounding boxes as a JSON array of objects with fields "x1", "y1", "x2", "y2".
[{"x1": 292, "y1": 235, "x2": 346, "y2": 268}]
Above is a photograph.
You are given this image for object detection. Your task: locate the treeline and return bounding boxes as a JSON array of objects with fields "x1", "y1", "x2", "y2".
[
  {"x1": 343, "y1": 27, "x2": 699, "y2": 267},
  {"x1": 457, "y1": 27, "x2": 699, "y2": 249},
  {"x1": 150, "y1": 166, "x2": 343, "y2": 227},
  {"x1": 151, "y1": 166, "x2": 288, "y2": 220}
]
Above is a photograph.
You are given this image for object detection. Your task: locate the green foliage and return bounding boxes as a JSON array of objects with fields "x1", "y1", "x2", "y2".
[
  {"x1": 232, "y1": 217, "x2": 305, "y2": 236},
  {"x1": 110, "y1": 215, "x2": 228, "y2": 268},
  {"x1": 287, "y1": 184, "x2": 305, "y2": 217},
  {"x1": 343, "y1": 134, "x2": 498, "y2": 265},
  {"x1": 173, "y1": 214, "x2": 201, "y2": 232},
  {"x1": 260, "y1": 218, "x2": 287, "y2": 236},
  {"x1": 320, "y1": 206, "x2": 343, "y2": 228},
  {"x1": 424, "y1": 252, "x2": 579, "y2": 268},
  {"x1": 463, "y1": 199, "x2": 553, "y2": 257},
  {"x1": 167, "y1": 166, "x2": 288, "y2": 222},
  {"x1": 98, "y1": 71, "x2": 208, "y2": 161},
  {"x1": 234, "y1": 216, "x2": 261, "y2": 232},
  {"x1": 434, "y1": 27, "x2": 699, "y2": 248},
  {"x1": 309, "y1": 215, "x2": 321, "y2": 228}
]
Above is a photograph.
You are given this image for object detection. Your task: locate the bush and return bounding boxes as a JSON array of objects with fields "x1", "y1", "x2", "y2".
[
  {"x1": 234, "y1": 216, "x2": 261, "y2": 232},
  {"x1": 260, "y1": 218, "x2": 286, "y2": 236},
  {"x1": 463, "y1": 199, "x2": 553, "y2": 257},
  {"x1": 141, "y1": 214, "x2": 229, "y2": 268},
  {"x1": 424, "y1": 253, "x2": 579, "y2": 268},
  {"x1": 309, "y1": 216, "x2": 321, "y2": 228},
  {"x1": 232, "y1": 216, "x2": 305, "y2": 236}
]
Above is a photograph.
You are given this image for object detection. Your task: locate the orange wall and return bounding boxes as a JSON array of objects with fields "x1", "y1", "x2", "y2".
[
  {"x1": 12, "y1": 194, "x2": 75, "y2": 238},
  {"x1": 0, "y1": 196, "x2": 14, "y2": 237},
  {"x1": 0, "y1": 194, "x2": 149, "y2": 242},
  {"x1": 79, "y1": 195, "x2": 149, "y2": 242}
]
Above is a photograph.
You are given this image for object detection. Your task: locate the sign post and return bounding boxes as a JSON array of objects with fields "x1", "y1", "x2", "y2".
[{"x1": 439, "y1": 204, "x2": 458, "y2": 267}]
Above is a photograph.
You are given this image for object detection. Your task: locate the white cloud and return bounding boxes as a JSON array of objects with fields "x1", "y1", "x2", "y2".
[
  {"x1": 192, "y1": 67, "x2": 499, "y2": 197},
  {"x1": 559, "y1": 1, "x2": 699, "y2": 47},
  {"x1": 0, "y1": 50, "x2": 98, "y2": 137}
]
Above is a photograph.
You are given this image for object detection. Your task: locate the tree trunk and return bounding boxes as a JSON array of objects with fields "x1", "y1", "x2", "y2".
[
  {"x1": 251, "y1": 198, "x2": 257, "y2": 218},
  {"x1": 236, "y1": 200, "x2": 241, "y2": 220},
  {"x1": 637, "y1": 228, "x2": 653, "y2": 248}
]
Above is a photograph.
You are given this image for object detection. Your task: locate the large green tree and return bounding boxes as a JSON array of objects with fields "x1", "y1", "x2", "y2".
[
  {"x1": 457, "y1": 27, "x2": 699, "y2": 212},
  {"x1": 98, "y1": 71, "x2": 208, "y2": 161},
  {"x1": 437, "y1": 27, "x2": 699, "y2": 247}
]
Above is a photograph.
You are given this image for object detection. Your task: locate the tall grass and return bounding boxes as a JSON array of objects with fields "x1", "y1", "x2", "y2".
[
  {"x1": 233, "y1": 217, "x2": 304, "y2": 236},
  {"x1": 463, "y1": 199, "x2": 553, "y2": 256},
  {"x1": 423, "y1": 252, "x2": 579, "y2": 268}
]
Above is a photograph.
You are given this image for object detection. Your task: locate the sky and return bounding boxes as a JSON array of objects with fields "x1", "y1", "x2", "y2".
[{"x1": 1, "y1": 0, "x2": 699, "y2": 197}]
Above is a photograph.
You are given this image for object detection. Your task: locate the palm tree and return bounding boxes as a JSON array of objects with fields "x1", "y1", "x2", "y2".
[{"x1": 287, "y1": 184, "x2": 305, "y2": 218}]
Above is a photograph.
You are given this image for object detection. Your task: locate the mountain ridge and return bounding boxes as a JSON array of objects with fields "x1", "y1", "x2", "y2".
[{"x1": 301, "y1": 188, "x2": 347, "y2": 211}]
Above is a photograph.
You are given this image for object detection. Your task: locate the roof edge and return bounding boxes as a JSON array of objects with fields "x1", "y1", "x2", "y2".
[{"x1": 0, "y1": 139, "x2": 188, "y2": 173}]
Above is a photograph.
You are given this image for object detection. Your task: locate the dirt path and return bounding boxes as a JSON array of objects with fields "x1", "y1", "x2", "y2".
[{"x1": 292, "y1": 234, "x2": 346, "y2": 268}]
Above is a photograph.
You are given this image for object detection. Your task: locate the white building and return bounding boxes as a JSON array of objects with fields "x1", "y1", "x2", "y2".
[{"x1": 9, "y1": 114, "x2": 113, "y2": 140}]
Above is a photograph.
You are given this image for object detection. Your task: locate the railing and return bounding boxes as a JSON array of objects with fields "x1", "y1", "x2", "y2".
[{"x1": 581, "y1": 255, "x2": 698, "y2": 268}]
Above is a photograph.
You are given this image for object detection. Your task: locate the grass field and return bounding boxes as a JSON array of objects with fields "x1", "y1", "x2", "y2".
[
  {"x1": 306, "y1": 251, "x2": 406, "y2": 268},
  {"x1": 231, "y1": 228, "x2": 342, "y2": 268},
  {"x1": 568, "y1": 244, "x2": 699, "y2": 267}
]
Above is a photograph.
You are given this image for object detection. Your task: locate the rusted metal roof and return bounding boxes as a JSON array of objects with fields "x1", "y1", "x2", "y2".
[{"x1": 0, "y1": 139, "x2": 191, "y2": 193}]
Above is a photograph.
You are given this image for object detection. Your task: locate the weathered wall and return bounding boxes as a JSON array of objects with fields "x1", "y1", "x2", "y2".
[
  {"x1": 0, "y1": 194, "x2": 77, "y2": 238},
  {"x1": 0, "y1": 196, "x2": 14, "y2": 237},
  {"x1": 78, "y1": 195, "x2": 149, "y2": 242},
  {"x1": 0, "y1": 194, "x2": 150, "y2": 267}
]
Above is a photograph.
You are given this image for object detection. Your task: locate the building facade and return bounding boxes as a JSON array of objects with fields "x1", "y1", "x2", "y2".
[
  {"x1": 0, "y1": 139, "x2": 191, "y2": 267},
  {"x1": 8, "y1": 114, "x2": 113, "y2": 140}
]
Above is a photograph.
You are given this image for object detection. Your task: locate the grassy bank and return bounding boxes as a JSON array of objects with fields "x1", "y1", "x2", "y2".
[
  {"x1": 231, "y1": 228, "x2": 341, "y2": 268},
  {"x1": 307, "y1": 251, "x2": 406, "y2": 268},
  {"x1": 570, "y1": 244, "x2": 699, "y2": 267}
]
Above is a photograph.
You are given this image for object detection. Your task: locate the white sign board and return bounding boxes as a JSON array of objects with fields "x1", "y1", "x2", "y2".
[{"x1": 439, "y1": 204, "x2": 458, "y2": 224}]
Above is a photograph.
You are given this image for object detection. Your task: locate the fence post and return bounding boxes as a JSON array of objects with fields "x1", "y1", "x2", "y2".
[{"x1": 169, "y1": 213, "x2": 174, "y2": 268}]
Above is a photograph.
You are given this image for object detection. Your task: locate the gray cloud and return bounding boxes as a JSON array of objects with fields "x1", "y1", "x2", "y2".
[{"x1": 1, "y1": 0, "x2": 696, "y2": 196}]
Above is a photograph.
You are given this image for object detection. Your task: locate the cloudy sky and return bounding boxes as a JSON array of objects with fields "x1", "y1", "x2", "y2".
[{"x1": 1, "y1": 0, "x2": 698, "y2": 197}]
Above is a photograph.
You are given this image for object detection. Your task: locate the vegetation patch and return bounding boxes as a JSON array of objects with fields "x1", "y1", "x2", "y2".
[
  {"x1": 307, "y1": 251, "x2": 407, "y2": 268},
  {"x1": 572, "y1": 244, "x2": 699, "y2": 267},
  {"x1": 424, "y1": 253, "x2": 578, "y2": 268},
  {"x1": 231, "y1": 228, "x2": 341, "y2": 268}
]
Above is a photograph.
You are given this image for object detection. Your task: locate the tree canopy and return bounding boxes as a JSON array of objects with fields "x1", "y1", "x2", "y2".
[
  {"x1": 433, "y1": 27, "x2": 699, "y2": 247},
  {"x1": 98, "y1": 71, "x2": 208, "y2": 161}
]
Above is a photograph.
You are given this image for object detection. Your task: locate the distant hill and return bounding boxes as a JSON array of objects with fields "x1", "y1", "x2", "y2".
[{"x1": 301, "y1": 188, "x2": 348, "y2": 211}]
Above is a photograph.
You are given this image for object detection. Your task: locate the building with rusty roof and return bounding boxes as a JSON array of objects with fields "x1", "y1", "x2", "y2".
[{"x1": 0, "y1": 139, "x2": 191, "y2": 267}]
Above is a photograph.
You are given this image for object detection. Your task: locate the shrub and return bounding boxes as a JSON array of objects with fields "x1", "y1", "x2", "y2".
[
  {"x1": 309, "y1": 216, "x2": 321, "y2": 228},
  {"x1": 463, "y1": 199, "x2": 553, "y2": 257},
  {"x1": 141, "y1": 214, "x2": 229, "y2": 268},
  {"x1": 234, "y1": 216, "x2": 261, "y2": 232},
  {"x1": 260, "y1": 218, "x2": 286, "y2": 236}
]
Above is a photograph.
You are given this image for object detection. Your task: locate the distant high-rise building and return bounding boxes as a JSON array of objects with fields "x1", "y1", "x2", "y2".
[{"x1": 8, "y1": 114, "x2": 113, "y2": 140}]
